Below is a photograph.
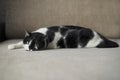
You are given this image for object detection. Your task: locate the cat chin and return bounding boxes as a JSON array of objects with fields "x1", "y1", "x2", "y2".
[{"x1": 8, "y1": 44, "x2": 15, "y2": 50}]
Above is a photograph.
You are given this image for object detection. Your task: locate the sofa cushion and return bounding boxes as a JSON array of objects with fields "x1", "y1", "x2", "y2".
[
  {"x1": 6, "y1": 0, "x2": 120, "y2": 39},
  {"x1": 0, "y1": 39, "x2": 120, "y2": 80}
]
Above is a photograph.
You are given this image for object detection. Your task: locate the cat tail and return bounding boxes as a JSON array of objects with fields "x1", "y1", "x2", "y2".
[
  {"x1": 97, "y1": 39, "x2": 119, "y2": 48},
  {"x1": 97, "y1": 33, "x2": 119, "y2": 48}
]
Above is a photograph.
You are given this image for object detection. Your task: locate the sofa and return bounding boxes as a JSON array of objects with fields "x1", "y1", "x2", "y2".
[{"x1": 0, "y1": 0, "x2": 120, "y2": 80}]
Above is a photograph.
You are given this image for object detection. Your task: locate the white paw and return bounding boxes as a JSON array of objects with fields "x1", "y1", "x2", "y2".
[{"x1": 8, "y1": 44, "x2": 15, "y2": 50}]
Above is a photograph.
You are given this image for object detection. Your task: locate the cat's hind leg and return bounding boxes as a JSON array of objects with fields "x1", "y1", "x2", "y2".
[{"x1": 8, "y1": 41, "x2": 23, "y2": 50}]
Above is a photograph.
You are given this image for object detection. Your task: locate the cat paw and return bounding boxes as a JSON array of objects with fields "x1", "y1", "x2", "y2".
[{"x1": 8, "y1": 44, "x2": 15, "y2": 50}]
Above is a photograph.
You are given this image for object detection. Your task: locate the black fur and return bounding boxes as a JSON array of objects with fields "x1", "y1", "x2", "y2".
[
  {"x1": 23, "y1": 33, "x2": 47, "y2": 50},
  {"x1": 65, "y1": 30, "x2": 79, "y2": 48},
  {"x1": 57, "y1": 38, "x2": 65, "y2": 48},
  {"x1": 23, "y1": 25, "x2": 119, "y2": 51},
  {"x1": 97, "y1": 33, "x2": 119, "y2": 48},
  {"x1": 78, "y1": 29, "x2": 94, "y2": 47},
  {"x1": 97, "y1": 40, "x2": 119, "y2": 48}
]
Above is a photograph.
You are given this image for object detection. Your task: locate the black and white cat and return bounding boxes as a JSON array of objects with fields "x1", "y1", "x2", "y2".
[{"x1": 8, "y1": 25, "x2": 119, "y2": 51}]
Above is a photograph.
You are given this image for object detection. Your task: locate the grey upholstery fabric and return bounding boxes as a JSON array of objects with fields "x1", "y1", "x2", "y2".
[
  {"x1": 6, "y1": 0, "x2": 120, "y2": 39},
  {"x1": 0, "y1": 39, "x2": 120, "y2": 80}
]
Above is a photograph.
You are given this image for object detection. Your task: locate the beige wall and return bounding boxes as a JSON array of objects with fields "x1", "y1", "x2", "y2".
[
  {"x1": 0, "y1": 0, "x2": 5, "y2": 23},
  {"x1": 6, "y1": 0, "x2": 120, "y2": 38}
]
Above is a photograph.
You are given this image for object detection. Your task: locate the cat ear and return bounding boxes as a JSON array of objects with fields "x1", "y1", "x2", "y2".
[{"x1": 25, "y1": 30, "x2": 31, "y2": 37}]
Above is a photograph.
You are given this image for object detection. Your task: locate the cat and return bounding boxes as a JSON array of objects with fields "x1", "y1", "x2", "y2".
[{"x1": 8, "y1": 25, "x2": 119, "y2": 51}]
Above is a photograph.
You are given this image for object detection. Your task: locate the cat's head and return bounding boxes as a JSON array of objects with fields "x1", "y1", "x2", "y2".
[{"x1": 23, "y1": 31, "x2": 47, "y2": 51}]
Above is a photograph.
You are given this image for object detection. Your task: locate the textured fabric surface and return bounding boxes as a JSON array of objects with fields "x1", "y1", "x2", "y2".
[
  {"x1": 6, "y1": 0, "x2": 120, "y2": 38},
  {"x1": 0, "y1": 39, "x2": 120, "y2": 80}
]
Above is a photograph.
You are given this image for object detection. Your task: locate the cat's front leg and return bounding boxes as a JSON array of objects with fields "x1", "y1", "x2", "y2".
[{"x1": 8, "y1": 41, "x2": 23, "y2": 50}]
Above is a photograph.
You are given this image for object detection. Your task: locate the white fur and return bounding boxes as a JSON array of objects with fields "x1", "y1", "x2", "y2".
[
  {"x1": 23, "y1": 40, "x2": 32, "y2": 51},
  {"x1": 8, "y1": 44, "x2": 16, "y2": 50},
  {"x1": 33, "y1": 28, "x2": 48, "y2": 35},
  {"x1": 85, "y1": 31, "x2": 103, "y2": 48},
  {"x1": 8, "y1": 41, "x2": 23, "y2": 50},
  {"x1": 48, "y1": 32, "x2": 62, "y2": 49},
  {"x1": 23, "y1": 44, "x2": 29, "y2": 51}
]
